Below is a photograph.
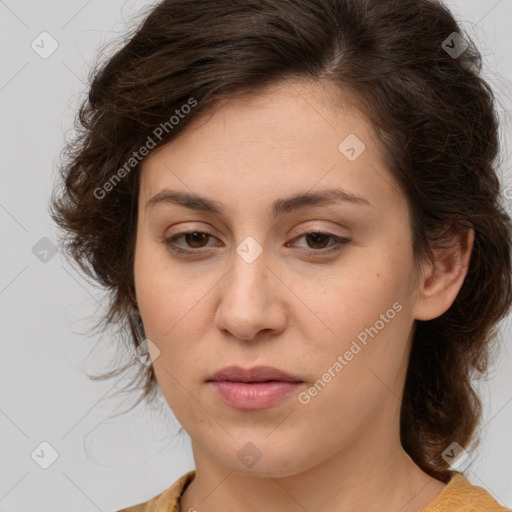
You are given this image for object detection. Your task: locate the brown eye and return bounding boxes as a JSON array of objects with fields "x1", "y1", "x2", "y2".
[
  {"x1": 164, "y1": 230, "x2": 217, "y2": 254},
  {"x1": 304, "y1": 232, "x2": 332, "y2": 249},
  {"x1": 183, "y1": 231, "x2": 211, "y2": 248},
  {"x1": 164, "y1": 229, "x2": 350, "y2": 257},
  {"x1": 287, "y1": 230, "x2": 351, "y2": 256}
]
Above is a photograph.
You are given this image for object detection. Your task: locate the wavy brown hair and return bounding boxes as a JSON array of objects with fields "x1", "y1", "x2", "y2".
[{"x1": 49, "y1": 0, "x2": 512, "y2": 482}]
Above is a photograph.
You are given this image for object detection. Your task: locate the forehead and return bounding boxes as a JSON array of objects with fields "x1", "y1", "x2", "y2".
[
  {"x1": 139, "y1": 79, "x2": 404, "y2": 216},
  {"x1": 151, "y1": 78, "x2": 368, "y2": 155}
]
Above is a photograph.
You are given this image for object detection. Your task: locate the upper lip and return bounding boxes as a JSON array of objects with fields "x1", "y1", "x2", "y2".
[{"x1": 207, "y1": 365, "x2": 303, "y2": 383}]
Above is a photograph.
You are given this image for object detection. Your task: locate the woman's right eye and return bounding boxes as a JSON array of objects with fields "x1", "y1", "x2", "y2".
[{"x1": 164, "y1": 230, "x2": 218, "y2": 254}]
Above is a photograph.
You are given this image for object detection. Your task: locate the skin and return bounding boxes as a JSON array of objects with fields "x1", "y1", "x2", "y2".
[{"x1": 133, "y1": 78, "x2": 474, "y2": 512}]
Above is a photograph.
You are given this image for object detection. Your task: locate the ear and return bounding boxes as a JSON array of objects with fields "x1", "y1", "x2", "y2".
[{"x1": 413, "y1": 225, "x2": 475, "y2": 321}]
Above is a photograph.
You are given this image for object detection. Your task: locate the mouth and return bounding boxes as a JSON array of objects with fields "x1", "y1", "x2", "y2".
[{"x1": 206, "y1": 365, "x2": 304, "y2": 410}]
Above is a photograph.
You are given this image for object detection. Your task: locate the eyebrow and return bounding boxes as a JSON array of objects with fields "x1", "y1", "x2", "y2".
[{"x1": 145, "y1": 188, "x2": 373, "y2": 216}]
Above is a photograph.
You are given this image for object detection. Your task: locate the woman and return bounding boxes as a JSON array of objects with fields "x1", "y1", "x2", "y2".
[{"x1": 50, "y1": 0, "x2": 512, "y2": 510}]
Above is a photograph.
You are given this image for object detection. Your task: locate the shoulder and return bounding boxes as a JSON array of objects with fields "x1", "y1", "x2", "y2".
[
  {"x1": 115, "y1": 470, "x2": 196, "y2": 512},
  {"x1": 424, "y1": 472, "x2": 510, "y2": 512}
]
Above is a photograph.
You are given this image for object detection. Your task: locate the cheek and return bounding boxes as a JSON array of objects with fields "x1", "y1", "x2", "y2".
[
  {"x1": 310, "y1": 250, "x2": 411, "y2": 339},
  {"x1": 134, "y1": 247, "x2": 176, "y2": 360},
  {"x1": 297, "y1": 249, "x2": 414, "y2": 393},
  {"x1": 133, "y1": 239, "x2": 214, "y2": 381},
  {"x1": 134, "y1": 238, "x2": 195, "y2": 335}
]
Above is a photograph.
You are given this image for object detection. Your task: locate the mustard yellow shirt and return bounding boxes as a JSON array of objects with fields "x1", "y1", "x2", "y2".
[{"x1": 116, "y1": 470, "x2": 510, "y2": 512}]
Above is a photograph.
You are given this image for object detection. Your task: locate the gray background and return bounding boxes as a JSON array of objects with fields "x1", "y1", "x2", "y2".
[{"x1": 1, "y1": 1, "x2": 511, "y2": 511}]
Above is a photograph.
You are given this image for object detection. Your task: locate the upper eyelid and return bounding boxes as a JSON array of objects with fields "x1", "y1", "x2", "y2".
[
  {"x1": 165, "y1": 220, "x2": 349, "y2": 238},
  {"x1": 167, "y1": 227, "x2": 342, "y2": 240}
]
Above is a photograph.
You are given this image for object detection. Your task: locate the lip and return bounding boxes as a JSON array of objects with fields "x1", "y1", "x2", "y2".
[
  {"x1": 207, "y1": 365, "x2": 303, "y2": 383},
  {"x1": 208, "y1": 381, "x2": 302, "y2": 410},
  {"x1": 207, "y1": 365, "x2": 304, "y2": 410}
]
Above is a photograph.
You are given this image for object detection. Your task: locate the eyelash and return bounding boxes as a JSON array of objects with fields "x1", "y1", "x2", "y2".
[{"x1": 163, "y1": 229, "x2": 350, "y2": 257}]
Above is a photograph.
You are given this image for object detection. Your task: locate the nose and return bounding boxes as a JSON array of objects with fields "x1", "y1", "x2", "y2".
[{"x1": 214, "y1": 249, "x2": 287, "y2": 342}]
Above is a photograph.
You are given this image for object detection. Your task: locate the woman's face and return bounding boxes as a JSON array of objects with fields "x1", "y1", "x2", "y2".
[{"x1": 134, "y1": 79, "x2": 428, "y2": 476}]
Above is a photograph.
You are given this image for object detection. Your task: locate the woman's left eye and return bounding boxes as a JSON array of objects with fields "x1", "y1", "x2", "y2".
[
  {"x1": 288, "y1": 231, "x2": 350, "y2": 254},
  {"x1": 163, "y1": 230, "x2": 350, "y2": 256}
]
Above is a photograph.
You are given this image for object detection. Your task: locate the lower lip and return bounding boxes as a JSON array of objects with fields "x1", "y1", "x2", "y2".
[{"x1": 208, "y1": 381, "x2": 302, "y2": 410}]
